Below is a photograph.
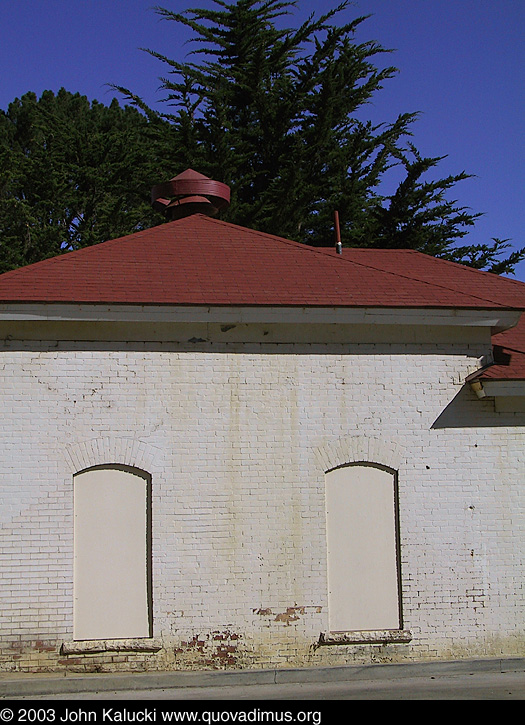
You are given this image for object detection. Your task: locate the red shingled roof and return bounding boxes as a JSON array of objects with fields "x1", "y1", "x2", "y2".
[
  {"x1": 339, "y1": 248, "x2": 525, "y2": 310},
  {"x1": 1, "y1": 214, "x2": 525, "y2": 310},
  {"x1": 471, "y1": 314, "x2": 525, "y2": 381}
]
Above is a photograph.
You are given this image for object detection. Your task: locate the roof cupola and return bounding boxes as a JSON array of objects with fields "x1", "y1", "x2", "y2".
[{"x1": 151, "y1": 169, "x2": 230, "y2": 220}]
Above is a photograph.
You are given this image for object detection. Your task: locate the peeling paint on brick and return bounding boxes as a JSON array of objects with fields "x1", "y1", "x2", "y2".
[
  {"x1": 274, "y1": 607, "x2": 304, "y2": 626},
  {"x1": 1, "y1": 333, "x2": 524, "y2": 673}
]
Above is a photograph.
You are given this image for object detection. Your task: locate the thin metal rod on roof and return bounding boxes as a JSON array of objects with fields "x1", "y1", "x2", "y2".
[{"x1": 334, "y1": 211, "x2": 342, "y2": 255}]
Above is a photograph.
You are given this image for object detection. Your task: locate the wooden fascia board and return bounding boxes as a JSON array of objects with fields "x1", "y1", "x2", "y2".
[
  {"x1": 0, "y1": 304, "x2": 521, "y2": 330},
  {"x1": 477, "y1": 380, "x2": 525, "y2": 397}
]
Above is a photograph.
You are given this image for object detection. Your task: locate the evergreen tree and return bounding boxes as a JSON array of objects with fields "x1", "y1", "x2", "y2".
[
  {"x1": 0, "y1": 89, "x2": 172, "y2": 273},
  {"x1": 115, "y1": 0, "x2": 523, "y2": 274},
  {"x1": 1, "y1": 1, "x2": 521, "y2": 275}
]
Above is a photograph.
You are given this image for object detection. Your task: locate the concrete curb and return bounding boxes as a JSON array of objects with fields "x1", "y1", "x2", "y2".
[{"x1": 1, "y1": 657, "x2": 524, "y2": 698}]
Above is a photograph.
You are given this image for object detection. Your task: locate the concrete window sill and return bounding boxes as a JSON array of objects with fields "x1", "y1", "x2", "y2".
[
  {"x1": 319, "y1": 630, "x2": 412, "y2": 645},
  {"x1": 61, "y1": 638, "x2": 162, "y2": 655}
]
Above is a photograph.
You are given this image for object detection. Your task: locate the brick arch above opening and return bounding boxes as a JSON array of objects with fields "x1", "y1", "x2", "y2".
[
  {"x1": 63, "y1": 437, "x2": 163, "y2": 476},
  {"x1": 313, "y1": 435, "x2": 405, "y2": 473}
]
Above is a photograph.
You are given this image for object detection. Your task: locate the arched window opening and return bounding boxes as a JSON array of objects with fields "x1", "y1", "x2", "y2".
[
  {"x1": 325, "y1": 463, "x2": 401, "y2": 632},
  {"x1": 73, "y1": 465, "x2": 152, "y2": 641}
]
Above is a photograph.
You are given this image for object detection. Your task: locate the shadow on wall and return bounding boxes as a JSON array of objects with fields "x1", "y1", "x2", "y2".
[{"x1": 431, "y1": 384, "x2": 524, "y2": 428}]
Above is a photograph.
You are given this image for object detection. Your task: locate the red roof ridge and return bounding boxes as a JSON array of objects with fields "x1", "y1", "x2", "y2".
[
  {"x1": 178, "y1": 216, "x2": 524, "y2": 309},
  {"x1": 310, "y1": 245, "x2": 525, "y2": 309},
  {"x1": 0, "y1": 221, "x2": 167, "y2": 280},
  {"x1": 405, "y1": 249, "x2": 525, "y2": 292},
  {"x1": 335, "y1": 250, "x2": 523, "y2": 310},
  {"x1": 1, "y1": 212, "x2": 525, "y2": 310}
]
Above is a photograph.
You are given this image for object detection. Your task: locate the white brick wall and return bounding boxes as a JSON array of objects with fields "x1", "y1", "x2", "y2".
[{"x1": 0, "y1": 328, "x2": 524, "y2": 671}]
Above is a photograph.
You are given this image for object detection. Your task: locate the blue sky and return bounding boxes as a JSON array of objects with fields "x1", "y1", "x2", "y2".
[{"x1": 1, "y1": 0, "x2": 523, "y2": 279}]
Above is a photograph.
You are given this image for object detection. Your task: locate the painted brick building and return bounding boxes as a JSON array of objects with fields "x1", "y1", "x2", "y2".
[{"x1": 0, "y1": 171, "x2": 524, "y2": 673}]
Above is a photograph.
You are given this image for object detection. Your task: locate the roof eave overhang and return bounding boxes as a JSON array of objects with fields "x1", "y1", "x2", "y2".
[
  {"x1": 480, "y1": 380, "x2": 525, "y2": 396},
  {"x1": 0, "y1": 303, "x2": 521, "y2": 330},
  {"x1": 468, "y1": 378, "x2": 525, "y2": 401}
]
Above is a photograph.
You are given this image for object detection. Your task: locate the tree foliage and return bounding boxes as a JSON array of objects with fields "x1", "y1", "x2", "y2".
[
  {"x1": 115, "y1": 0, "x2": 522, "y2": 274},
  {"x1": 0, "y1": 88, "x2": 169, "y2": 273},
  {"x1": 1, "y1": 0, "x2": 522, "y2": 275}
]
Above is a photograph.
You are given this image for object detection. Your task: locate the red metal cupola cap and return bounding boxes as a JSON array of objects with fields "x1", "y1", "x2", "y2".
[{"x1": 151, "y1": 169, "x2": 230, "y2": 220}]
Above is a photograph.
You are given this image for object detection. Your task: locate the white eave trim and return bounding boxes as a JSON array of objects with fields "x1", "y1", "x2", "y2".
[
  {"x1": 471, "y1": 380, "x2": 525, "y2": 398},
  {"x1": 0, "y1": 303, "x2": 521, "y2": 330}
]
